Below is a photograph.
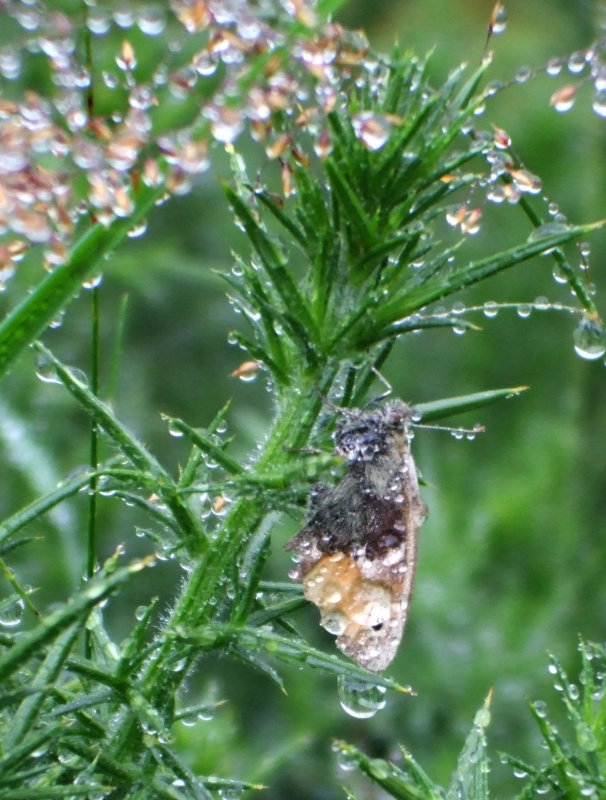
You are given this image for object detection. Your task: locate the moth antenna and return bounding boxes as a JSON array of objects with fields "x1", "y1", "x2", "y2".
[
  {"x1": 313, "y1": 386, "x2": 356, "y2": 418},
  {"x1": 369, "y1": 365, "x2": 393, "y2": 402}
]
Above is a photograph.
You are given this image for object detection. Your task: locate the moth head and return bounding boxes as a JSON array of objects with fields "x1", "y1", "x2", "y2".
[{"x1": 333, "y1": 401, "x2": 413, "y2": 462}]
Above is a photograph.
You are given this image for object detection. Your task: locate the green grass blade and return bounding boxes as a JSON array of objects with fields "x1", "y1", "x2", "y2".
[
  {"x1": 0, "y1": 471, "x2": 92, "y2": 548},
  {"x1": 32, "y1": 343, "x2": 206, "y2": 548},
  {"x1": 357, "y1": 314, "x2": 480, "y2": 347},
  {"x1": 255, "y1": 190, "x2": 308, "y2": 249},
  {"x1": 0, "y1": 782, "x2": 113, "y2": 797},
  {"x1": 324, "y1": 158, "x2": 375, "y2": 252},
  {"x1": 224, "y1": 186, "x2": 318, "y2": 343},
  {"x1": 179, "y1": 624, "x2": 412, "y2": 693},
  {"x1": 376, "y1": 220, "x2": 604, "y2": 324},
  {"x1": 3, "y1": 626, "x2": 81, "y2": 750},
  {"x1": 0, "y1": 183, "x2": 164, "y2": 382},
  {"x1": 414, "y1": 386, "x2": 529, "y2": 421},
  {"x1": 445, "y1": 694, "x2": 492, "y2": 800},
  {"x1": 165, "y1": 416, "x2": 243, "y2": 477},
  {"x1": 33, "y1": 341, "x2": 167, "y2": 477},
  {"x1": 331, "y1": 740, "x2": 443, "y2": 800},
  {"x1": 0, "y1": 556, "x2": 153, "y2": 682}
]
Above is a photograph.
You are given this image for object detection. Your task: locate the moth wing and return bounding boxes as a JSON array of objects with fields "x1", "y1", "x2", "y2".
[
  {"x1": 335, "y1": 537, "x2": 415, "y2": 672},
  {"x1": 335, "y1": 443, "x2": 424, "y2": 672}
]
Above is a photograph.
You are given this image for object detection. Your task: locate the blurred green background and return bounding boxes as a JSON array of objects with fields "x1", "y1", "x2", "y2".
[{"x1": 1, "y1": 1, "x2": 605, "y2": 797}]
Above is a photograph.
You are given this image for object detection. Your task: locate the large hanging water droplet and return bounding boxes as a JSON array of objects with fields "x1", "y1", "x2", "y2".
[
  {"x1": 490, "y1": 2, "x2": 507, "y2": 35},
  {"x1": 573, "y1": 314, "x2": 606, "y2": 360},
  {"x1": 337, "y1": 675, "x2": 387, "y2": 719},
  {"x1": 0, "y1": 597, "x2": 25, "y2": 627}
]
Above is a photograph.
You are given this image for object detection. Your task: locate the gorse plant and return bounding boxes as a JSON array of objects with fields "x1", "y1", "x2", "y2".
[
  {"x1": 0, "y1": 1, "x2": 605, "y2": 799},
  {"x1": 333, "y1": 640, "x2": 606, "y2": 800}
]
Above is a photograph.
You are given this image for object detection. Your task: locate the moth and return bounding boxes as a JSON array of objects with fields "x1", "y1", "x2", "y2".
[{"x1": 286, "y1": 400, "x2": 427, "y2": 672}]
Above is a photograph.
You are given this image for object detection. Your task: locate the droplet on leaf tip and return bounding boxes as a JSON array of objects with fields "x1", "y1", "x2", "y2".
[{"x1": 573, "y1": 314, "x2": 606, "y2": 360}]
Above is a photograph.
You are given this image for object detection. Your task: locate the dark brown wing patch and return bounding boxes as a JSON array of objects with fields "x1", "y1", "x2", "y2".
[{"x1": 286, "y1": 400, "x2": 426, "y2": 672}]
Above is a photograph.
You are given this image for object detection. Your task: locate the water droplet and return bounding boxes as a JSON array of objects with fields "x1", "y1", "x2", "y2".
[
  {"x1": 552, "y1": 262, "x2": 570, "y2": 284},
  {"x1": 573, "y1": 314, "x2": 606, "y2": 360},
  {"x1": 533, "y1": 699, "x2": 548, "y2": 718},
  {"x1": 547, "y1": 57, "x2": 564, "y2": 76},
  {"x1": 576, "y1": 722, "x2": 599, "y2": 752},
  {"x1": 0, "y1": 597, "x2": 25, "y2": 627},
  {"x1": 490, "y1": 3, "x2": 507, "y2": 34},
  {"x1": 368, "y1": 758, "x2": 391, "y2": 779},
  {"x1": 138, "y1": 5, "x2": 166, "y2": 36},
  {"x1": 568, "y1": 51, "x2": 587, "y2": 74},
  {"x1": 509, "y1": 168, "x2": 541, "y2": 195},
  {"x1": 83, "y1": 273, "x2": 103, "y2": 289},
  {"x1": 352, "y1": 112, "x2": 394, "y2": 150},
  {"x1": 517, "y1": 304, "x2": 532, "y2": 318},
  {"x1": 188, "y1": 703, "x2": 212, "y2": 721},
  {"x1": 35, "y1": 356, "x2": 61, "y2": 384},
  {"x1": 332, "y1": 742, "x2": 357, "y2": 771},
  {"x1": 0, "y1": 47, "x2": 21, "y2": 80},
  {"x1": 527, "y1": 223, "x2": 570, "y2": 252},
  {"x1": 483, "y1": 300, "x2": 499, "y2": 318},
  {"x1": 167, "y1": 420, "x2": 184, "y2": 437},
  {"x1": 337, "y1": 675, "x2": 387, "y2": 719},
  {"x1": 114, "y1": 6, "x2": 135, "y2": 28},
  {"x1": 128, "y1": 219, "x2": 148, "y2": 238},
  {"x1": 87, "y1": 9, "x2": 110, "y2": 35},
  {"x1": 550, "y1": 84, "x2": 577, "y2": 112},
  {"x1": 193, "y1": 50, "x2": 218, "y2": 76},
  {"x1": 49, "y1": 310, "x2": 65, "y2": 329},
  {"x1": 218, "y1": 789, "x2": 241, "y2": 800},
  {"x1": 592, "y1": 88, "x2": 606, "y2": 117},
  {"x1": 486, "y1": 184, "x2": 505, "y2": 204},
  {"x1": 515, "y1": 66, "x2": 532, "y2": 84},
  {"x1": 135, "y1": 605, "x2": 148, "y2": 620}
]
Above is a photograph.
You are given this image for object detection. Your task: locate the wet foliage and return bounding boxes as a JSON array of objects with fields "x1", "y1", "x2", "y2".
[{"x1": 0, "y1": 2, "x2": 605, "y2": 799}]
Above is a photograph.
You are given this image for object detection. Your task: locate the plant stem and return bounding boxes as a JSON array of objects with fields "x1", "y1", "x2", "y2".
[
  {"x1": 105, "y1": 371, "x2": 331, "y2": 780},
  {"x1": 85, "y1": 287, "x2": 100, "y2": 659}
]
